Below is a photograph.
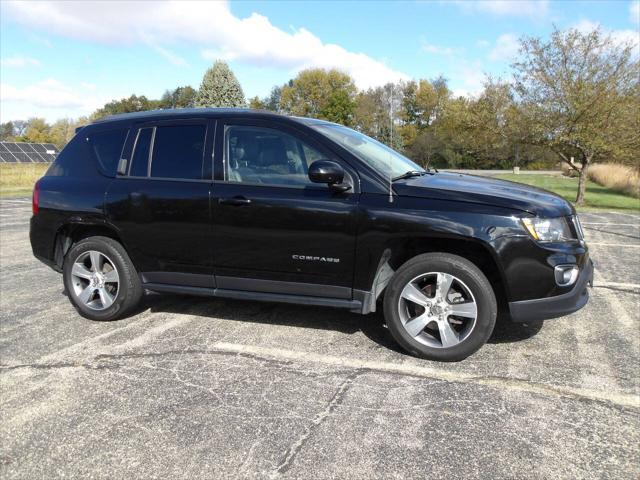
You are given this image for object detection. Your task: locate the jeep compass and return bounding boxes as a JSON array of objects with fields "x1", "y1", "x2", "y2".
[{"x1": 30, "y1": 109, "x2": 593, "y2": 361}]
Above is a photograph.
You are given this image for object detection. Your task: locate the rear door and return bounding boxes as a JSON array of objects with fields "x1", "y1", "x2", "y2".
[
  {"x1": 105, "y1": 119, "x2": 214, "y2": 288},
  {"x1": 210, "y1": 119, "x2": 359, "y2": 298}
]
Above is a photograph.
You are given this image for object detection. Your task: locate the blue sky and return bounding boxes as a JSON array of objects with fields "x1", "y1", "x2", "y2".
[{"x1": 1, "y1": 0, "x2": 638, "y2": 122}]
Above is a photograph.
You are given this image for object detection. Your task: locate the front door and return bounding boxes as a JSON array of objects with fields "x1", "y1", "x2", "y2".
[
  {"x1": 211, "y1": 120, "x2": 358, "y2": 299},
  {"x1": 106, "y1": 119, "x2": 214, "y2": 287}
]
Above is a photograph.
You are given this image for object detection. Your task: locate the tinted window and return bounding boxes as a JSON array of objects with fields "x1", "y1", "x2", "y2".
[
  {"x1": 46, "y1": 133, "x2": 95, "y2": 177},
  {"x1": 225, "y1": 126, "x2": 325, "y2": 187},
  {"x1": 129, "y1": 128, "x2": 153, "y2": 177},
  {"x1": 150, "y1": 124, "x2": 206, "y2": 179},
  {"x1": 88, "y1": 128, "x2": 128, "y2": 175}
]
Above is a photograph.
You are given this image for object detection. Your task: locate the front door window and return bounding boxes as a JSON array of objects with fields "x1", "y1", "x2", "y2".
[{"x1": 225, "y1": 126, "x2": 325, "y2": 187}]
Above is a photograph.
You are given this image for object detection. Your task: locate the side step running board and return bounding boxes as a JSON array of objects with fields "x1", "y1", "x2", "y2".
[{"x1": 143, "y1": 283, "x2": 363, "y2": 312}]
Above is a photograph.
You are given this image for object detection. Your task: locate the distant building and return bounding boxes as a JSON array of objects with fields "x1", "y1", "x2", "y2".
[{"x1": 0, "y1": 142, "x2": 58, "y2": 163}]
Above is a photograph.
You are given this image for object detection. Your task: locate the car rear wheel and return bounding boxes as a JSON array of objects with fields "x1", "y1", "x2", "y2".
[
  {"x1": 383, "y1": 253, "x2": 497, "y2": 362},
  {"x1": 63, "y1": 236, "x2": 142, "y2": 321}
]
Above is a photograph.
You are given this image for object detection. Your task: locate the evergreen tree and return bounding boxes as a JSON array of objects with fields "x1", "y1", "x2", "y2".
[{"x1": 195, "y1": 60, "x2": 246, "y2": 108}]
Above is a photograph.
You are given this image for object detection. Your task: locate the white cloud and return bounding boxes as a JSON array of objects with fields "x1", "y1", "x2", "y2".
[
  {"x1": 631, "y1": 1, "x2": 640, "y2": 24},
  {"x1": 143, "y1": 38, "x2": 189, "y2": 67},
  {"x1": 0, "y1": 79, "x2": 109, "y2": 122},
  {"x1": 3, "y1": 0, "x2": 407, "y2": 89},
  {"x1": 488, "y1": 33, "x2": 520, "y2": 62},
  {"x1": 1, "y1": 55, "x2": 41, "y2": 68},
  {"x1": 1, "y1": 79, "x2": 94, "y2": 109},
  {"x1": 451, "y1": 61, "x2": 487, "y2": 98},
  {"x1": 574, "y1": 19, "x2": 640, "y2": 54},
  {"x1": 421, "y1": 41, "x2": 458, "y2": 55},
  {"x1": 449, "y1": 0, "x2": 549, "y2": 17}
]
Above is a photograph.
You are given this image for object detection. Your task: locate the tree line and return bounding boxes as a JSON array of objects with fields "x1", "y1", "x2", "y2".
[{"x1": 1, "y1": 27, "x2": 637, "y2": 204}]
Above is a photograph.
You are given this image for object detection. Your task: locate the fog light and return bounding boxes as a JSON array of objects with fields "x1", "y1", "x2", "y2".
[{"x1": 554, "y1": 265, "x2": 579, "y2": 286}]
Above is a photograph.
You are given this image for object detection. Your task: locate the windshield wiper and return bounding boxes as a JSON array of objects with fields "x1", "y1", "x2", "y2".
[{"x1": 392, "y1": 170, "x2": 427, "y2": 182}]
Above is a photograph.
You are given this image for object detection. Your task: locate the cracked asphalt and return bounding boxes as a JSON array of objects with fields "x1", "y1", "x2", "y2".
[{"x1": 1, "y1": 197, "x2": 639, "y2": 479}]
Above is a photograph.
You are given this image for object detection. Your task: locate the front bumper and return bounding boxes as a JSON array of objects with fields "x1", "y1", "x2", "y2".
[{"x1": 509, "y1": 257, "x2": 594, "y2": 323}]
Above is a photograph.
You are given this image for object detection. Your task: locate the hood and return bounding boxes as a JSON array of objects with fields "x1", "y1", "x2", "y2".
[{"x1": 393, "y1": 172, "x2": 574, "y2": 217}]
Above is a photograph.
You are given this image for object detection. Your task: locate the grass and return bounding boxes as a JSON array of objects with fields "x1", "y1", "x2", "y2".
[
  {"x1": 495, "y1": 173, "x2": 640, "y2": 212},
  {"x1": 0, "y1": 164, "x2": 49, "y2": 197}
]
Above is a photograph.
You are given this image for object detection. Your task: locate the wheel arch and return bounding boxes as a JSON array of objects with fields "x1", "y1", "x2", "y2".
[
  {"x1": 378, "y1": 236, "x2": 510, "y2": 313},
  {"x1": 52, "y1": 221, "x2": 132, "y2": 270}
]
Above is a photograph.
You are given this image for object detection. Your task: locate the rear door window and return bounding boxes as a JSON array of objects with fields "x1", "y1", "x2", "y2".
[{"x1": 150, "y1": 124, "x2": 206, "y2": 180}]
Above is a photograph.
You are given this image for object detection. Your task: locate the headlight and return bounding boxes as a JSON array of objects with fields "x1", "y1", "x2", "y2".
[{"x1": 522, "y1": 217, "x2": 574, "y2": 242}]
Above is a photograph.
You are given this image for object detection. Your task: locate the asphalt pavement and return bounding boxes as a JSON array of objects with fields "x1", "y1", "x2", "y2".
[{"x1": 1, "y1": 197, "x2": 639, "y2": 479}]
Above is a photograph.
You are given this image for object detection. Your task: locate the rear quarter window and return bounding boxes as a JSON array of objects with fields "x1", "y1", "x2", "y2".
[
  {"x1": 88, "y1": 128, "x2": 129, "y2": 176},
  {"x1": 46, "y1": 126, "x2": 129, "y2": 177},
  {"x1": 46, "y1": 133, "x2": 95, "y2": 177}
]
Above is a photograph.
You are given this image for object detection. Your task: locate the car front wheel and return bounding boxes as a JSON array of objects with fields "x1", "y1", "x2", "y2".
[{"x1": 383, "y1": 253, "x2": 497, "y2": 362}]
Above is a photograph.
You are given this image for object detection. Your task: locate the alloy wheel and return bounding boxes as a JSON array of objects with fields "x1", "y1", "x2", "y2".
[
  {"x1": 70, "y1": 250, "x2": 120, "y2": 310},
  {"x1": 397, "y1": 272, "x2": 477, "y2": 349}
]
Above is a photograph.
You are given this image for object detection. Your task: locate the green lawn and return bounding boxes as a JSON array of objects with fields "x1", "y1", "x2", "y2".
[{"x1": 495, "y1": 174, "x2": 640, "y2": 212}]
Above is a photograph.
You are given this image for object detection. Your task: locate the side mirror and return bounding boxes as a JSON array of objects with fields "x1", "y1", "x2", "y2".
[{"x1": 308, "y1": 160, "x2": 344, "y2": 185}]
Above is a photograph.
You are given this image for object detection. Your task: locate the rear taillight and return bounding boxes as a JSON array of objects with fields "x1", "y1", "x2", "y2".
[{"x1": 32, "y1": 180, "x2": 41, "y2": 216}]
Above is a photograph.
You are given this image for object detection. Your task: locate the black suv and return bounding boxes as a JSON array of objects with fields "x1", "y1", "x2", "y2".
[{"x1": 30, "y1": 109, "x2": 593, "y2": 361}]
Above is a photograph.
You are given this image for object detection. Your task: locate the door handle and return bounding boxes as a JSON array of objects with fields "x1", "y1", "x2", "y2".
[{"x1": 218, "y1": 196, "x2": 252, "y2": 206}]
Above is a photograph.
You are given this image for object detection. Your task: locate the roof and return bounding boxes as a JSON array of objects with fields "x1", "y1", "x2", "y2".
[
  {"x1": 0, "y1": 142, "x2": 58, "y2": 163},
  {"x1": 93, "y1": 108, "x2": 332, "y2": 127}
]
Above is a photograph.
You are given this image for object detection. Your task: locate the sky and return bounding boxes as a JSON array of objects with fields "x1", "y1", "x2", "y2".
[{"x1": 1, "y1": 0, "x2": 638, "y2": 122}]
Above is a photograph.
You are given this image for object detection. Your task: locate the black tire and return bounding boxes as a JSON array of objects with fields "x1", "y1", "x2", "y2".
[
  {"x1": 63, "y1": 236, "x2": 143, "y2": 321},
  {"x1": 383, "y1": 253, "x2": 496, "y2": 362}
]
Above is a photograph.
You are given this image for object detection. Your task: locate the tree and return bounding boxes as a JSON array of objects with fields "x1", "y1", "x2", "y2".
[
  {"x1": 49, "y1": 118, "x2": 79, "y2": 148},
  {"x1": 92, "y1": 95, "x2": 160, "y2": 120},
  {"x1": 401, "y1": 77, "x2": 449, "y2": 131},
  {"x1": 0, "y1": 121, "x2": 15, "y2": 141},
  {"x1": 353, "y1": 82, "x2": 405, "y2": 149},
  {"x1": 280, "y1": 69, "x2": 356, "y2": 125},
  {"x1": 354, "y1": 87, "x2": 388, "y2": 140},
  {"x1": 466, "y1": 79, "x2": 520, "y2": 168},
  {"x1": 264, "y1": 85, "x2": 283, "y2": 112},
  {"x1": 399, "y1": 78, "x2": 451, "y2": 166},
  {"x1": 195, "y1": 60, "x2": 246, "y2": 108},
  {"x1": 13, "y1": 120, "x2": 28, "y2": 137},
  {"x1": 513, "y1": 27, "x2": 639, "y2": 204},
  {"x1": 21, "y1": 118, "x2": 53, "y2": 143},
  {"x1": 407, "y1": 129, "x2": 444, "y2": 168},
  {"x1": 248, "y1": 96, "x2": 266, "y2": 109},
  {"x1": 159, "y1": 86, "x2": 197, "y2": 109}
]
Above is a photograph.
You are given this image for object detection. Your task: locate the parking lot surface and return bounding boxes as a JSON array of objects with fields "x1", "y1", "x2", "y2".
[{"x1": 1, "y1": 197, "x2": 639, "y2": 479}]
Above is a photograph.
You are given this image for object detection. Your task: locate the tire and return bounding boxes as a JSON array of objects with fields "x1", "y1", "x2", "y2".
[
  {"x1": 63, "y1": 236, "x2": 143, "y2": 321},
  {"x1": 383, "y1": 253, "x2": 496, "y2": 362}
]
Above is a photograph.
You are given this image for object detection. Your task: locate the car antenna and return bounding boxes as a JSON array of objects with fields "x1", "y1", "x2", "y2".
[{"x1": 388, "y1": 86, "x2": 394, "y2": 203}]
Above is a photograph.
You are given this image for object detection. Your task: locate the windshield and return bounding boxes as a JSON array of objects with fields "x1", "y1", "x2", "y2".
[{"x1": 312, "y1": 123, "x2": 424, "y2": 179}]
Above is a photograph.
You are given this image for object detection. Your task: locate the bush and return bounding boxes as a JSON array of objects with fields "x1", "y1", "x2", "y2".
[
  {"x1": 587, "y1": 163, "x2": 640, "y2": 198},
  {"x1": 561, "y1": 162, "x2": 580, "y2": 177},
  {"x1": 524, "y1": 161, "x2": 554, "y2": 171}
]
